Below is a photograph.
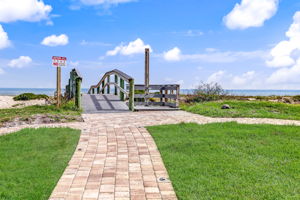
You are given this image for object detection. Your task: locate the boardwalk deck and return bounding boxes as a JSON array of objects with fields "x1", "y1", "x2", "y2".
[{"x1": 82, "y1": 94, "x2": 130, "y2": 113}]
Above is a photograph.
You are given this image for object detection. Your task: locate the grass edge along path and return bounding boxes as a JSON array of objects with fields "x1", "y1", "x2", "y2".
[
  {"x1": 147, "y1": 122, "x2": 300, "y2": 200},
  {"x1": 0, "y1": 101, "x2": 82, "y2": 127},
  {"x1": 181, "y1": 100, "x2": 300, "y2": 120},
  {"x1": 0, "y1": 128, "x2": 80, "y2": 200}
]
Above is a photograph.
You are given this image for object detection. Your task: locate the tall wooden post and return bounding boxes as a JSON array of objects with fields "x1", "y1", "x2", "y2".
[
  {"x1": 75, "y1": 78, "x2": 82, "y2": 109},
  {"x1": 102, "y1": 81, "x2": 105, "y2": 94},
  {"x1": 165, "y1": 90, "x2": 168, "y2": 103},
  {"x1": 176, "y1": 85, "x2": 180, "y2": 107},
  {"x1": 107, "y1": 76, "x2": 110, "y2": 94},
  {"x1": 120, "y1": 78, "x2": 124, "y2": 101},
  {"x1": 129, "y1": 79, "x2": 135, "y2": 111},
  {"x1": 145, "y1": 48, "x2": 150, "y2": 106},
  {"x1": 56, "y1": 67, "x2": 61, "y2": 108},
  {"x1": 115, "y1": 75, "x2": 118, "y2": 95},
  {"x1": 68, "y1": 78, "x2": 71, "y2": 98}
]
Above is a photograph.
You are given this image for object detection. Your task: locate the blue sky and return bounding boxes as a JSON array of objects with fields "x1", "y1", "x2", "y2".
[{"x1": 0, "y1": 0, "x2": 300, "y2": 89}]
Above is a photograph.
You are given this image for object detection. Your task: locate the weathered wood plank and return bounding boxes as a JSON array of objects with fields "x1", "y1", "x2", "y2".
[
  {"x1": 134, "y1": 84, "x2": 179, "y2": 90},
  {"x1": 134, "y1": 94, "x2": 177, "y2": 99},
  {"x1": 134, "y1": 101, "x2": 177, "y2": 107}
]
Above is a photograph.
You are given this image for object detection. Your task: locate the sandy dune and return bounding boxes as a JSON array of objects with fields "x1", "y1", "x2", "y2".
[{"x1": 0, "y1": 96, "x2": 46, "y2": 109}]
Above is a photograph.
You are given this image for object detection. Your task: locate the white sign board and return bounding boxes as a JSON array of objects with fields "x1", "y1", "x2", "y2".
[{"x1": 52, "y1": 56, "x2": 67, "y2": 67}]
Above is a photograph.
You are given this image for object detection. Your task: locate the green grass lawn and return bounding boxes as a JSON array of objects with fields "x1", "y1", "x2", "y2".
[
  {"x1": 181, "y1": 100, "x2": 300, "y2": 120},
  {"x1": 0, "y1": 101, "x2": 81, "y2": 127},
  {"x1": 148, "y1": 123, "x2": 300, "y2": 200},
  {"x1": 0, "y1": 128, "x2": 80, "y2": 200}
]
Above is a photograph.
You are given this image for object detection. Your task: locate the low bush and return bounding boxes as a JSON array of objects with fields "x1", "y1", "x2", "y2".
[
  {"x1": 186, "y1": 82, "x2": 227, "y2": 103},
  {"x1": 13, "y1": 93, "x2": 49, "y2": 101},
  {"x1": 292, "y1": 95, "x2": 300, "y2": 102}
]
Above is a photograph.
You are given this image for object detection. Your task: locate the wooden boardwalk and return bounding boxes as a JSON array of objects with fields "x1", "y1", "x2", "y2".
[{"x1": 82, "y1": 94, "x2": 130, "y2": 114}]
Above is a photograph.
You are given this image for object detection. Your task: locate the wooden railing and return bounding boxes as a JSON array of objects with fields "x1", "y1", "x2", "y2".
[
  {"x1": 88, "y1": 69, "x2": 135, "y2": 111},
  {"x1": 65, "y1": 68, "x2": 83, "y2": 109},
  {"x1": 134, "y1": 84, "x2": 180, "y2": 108}
]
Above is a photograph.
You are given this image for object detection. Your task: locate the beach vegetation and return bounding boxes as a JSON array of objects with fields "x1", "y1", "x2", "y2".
[
  {"x1": 13, "y1": 93, "x2": 49, "y2": 101},
  {"x1": 185, "y1": 82, "x2": 227, "y2": 103},
  {"x1": 0, "y1": 101, "x2": 82, "y2": 127},
  {"x1": 181, "y1": 100, "x2": 300, "y2": 120}
]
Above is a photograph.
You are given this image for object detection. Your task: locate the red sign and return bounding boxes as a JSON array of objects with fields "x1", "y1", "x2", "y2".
[{"x1": 52, "y1": 56, "x2": 67, "y2": 67}]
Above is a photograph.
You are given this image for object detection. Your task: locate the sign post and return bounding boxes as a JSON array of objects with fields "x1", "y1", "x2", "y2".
[
  {"x1": 52, "y1": 56, "x2": 67, "y2": 108},
  {"x1": 145, "y1": 48, "x2": 150, "y2": 106}
]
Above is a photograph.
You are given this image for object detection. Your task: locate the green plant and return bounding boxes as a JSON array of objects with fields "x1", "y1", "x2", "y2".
[
  {"x1": 187, "y1": 82, "x2": 227, "y2": 103},
  {"x1": 292, "y1": 95, "x2": 300, "y2": 101},
  {"x1": 181, "y1": 100, "x2": 300, "y2": 120},
  {"x1": 13, "y1": 93, "x2": 49, "y2": 101},
  {"x1": 0, "y1": 100, "x2": 81, "y2": 127}
]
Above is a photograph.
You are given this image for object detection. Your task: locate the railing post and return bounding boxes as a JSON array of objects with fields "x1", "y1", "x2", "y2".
[
  {"x1": 160, "y1": 89, "x2": 163, "y2": 103},
  {"x1": 120, "y1": 78, "x2": 124, "y2": 101},
  {"x1": 92, "y1": 88, "x2": 95, "y2": 94},
  {"x1": 115, "y1": 75, "x2": 118, "y2": 95},
  {"x1": 129, "y1": 79, "x2": 135, "y2": 111},
  {"x1": 69, "y1": 72, "x2": 73, "y2": 98},
  {"x1": 176, "y1": 85, "x2": 180, "y2": 107},
  {"x1": 165, "y1": 90, "x2": 168, "y2": 103},
  {"x1": 102, "y1": 81, "x2": 105, "y2": 94},
  {"x1": 75, "y1": 78, "x2": 82, "y2": 109},
  {"x1": 97, "y1": 87, "x2": 100, "y2": 94},
  {"x1": 107, "y1": 76, "x2": 110, "y2": 94}
]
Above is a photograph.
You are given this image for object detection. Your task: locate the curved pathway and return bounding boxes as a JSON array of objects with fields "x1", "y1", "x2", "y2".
[{"x1": 2, "y1": 111, "x2": 300, "y2": 200}]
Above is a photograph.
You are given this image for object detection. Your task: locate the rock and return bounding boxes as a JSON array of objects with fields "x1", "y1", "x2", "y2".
[
  {"x1": 221, "y1": 104, "x2": 231, "y2": 109},
  {"x1": 282, "y1": 97, "x2": 294, "y2": 104}
]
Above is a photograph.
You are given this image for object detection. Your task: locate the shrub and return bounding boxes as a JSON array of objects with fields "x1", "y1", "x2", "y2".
[
  {"x1": 187, "y1": 82, "x2": 227, "y2": 103},
  {"x1": 13, "y1": 93, "x2": 49, "y2": 101},
  {"x1": 292, "y1": 95, "x2": 300, "y2": 102}
]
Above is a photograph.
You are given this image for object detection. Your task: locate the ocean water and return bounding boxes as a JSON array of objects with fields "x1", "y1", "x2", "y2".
[
  {"x1": 177, "y1": 89, "x2": 300, "y2": 96},
  {"x1": 0, "y1": 88, "x2": 89, "y2": 96},
  {"x1": 1, "y1": 88, "x2": 300, "y2": 96}
]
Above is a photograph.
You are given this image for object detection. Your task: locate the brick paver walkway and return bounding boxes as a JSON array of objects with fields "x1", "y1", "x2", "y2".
[{"x1": 2, "y1": 111, "x2": 300, "y2": 200}]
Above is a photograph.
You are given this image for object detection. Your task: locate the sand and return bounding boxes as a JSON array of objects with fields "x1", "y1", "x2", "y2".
[{"x1": 0, "y1": 96, "x2": 46, "y2": 109}]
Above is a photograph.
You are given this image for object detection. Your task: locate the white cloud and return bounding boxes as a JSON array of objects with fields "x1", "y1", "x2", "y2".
[
  {"x1": 207, "y1": 70, "x2": 226, "y2": 83},
  {"x1": 106, "y1": 38, "x2": 152, "y2": 56},
  {"x1": 160, "y1": 48, "x2": 266, "y2": 63},
  {"x1": 80, "y1": 0, "x2": 136, "y2": 6},
  {"x1": 41, "y1": 34, "x2": 69, "y2": 47},
  {"x1": 224, "y1": 0, "x2": 278, "y2": 30},
  {"x1": 0, "y1": 0, "x2": 52, "y2": 23},
  {"x1": 182, "y1": 50, "x2": 266, "y2": 63},
  {"x1": 175, "y1": 80, "x2": 184, "y2": 85},
  {"x1": 163, "y1": 47, "x2": 181, "y2": 62},
  {"x1": 0, "y1": 25, "x2": 11, "y2": 49},
  {"x1": 8, "y1": 56, "x2": 32, "y2": 68},
  {"x1": 172, "y1": 30, "x2": 204, "y2": 37},
  {"x1": 184, "y1": 30, "x2": 203, "y2": 37},
  {"x1": 205, "y1": 48, "x2": 218, "y2": 53},
  {"x1": 70, "y1": 61, "x2": 79, "y2": 67},
  {"x1": 267, "y1": 12, "x2": 300, "y2": 68},
  {"x1": 163, "y1": 77, "x2": 184, "y2": 87},
  {"x1": 80, "y1": 40, "x2": 111, "y2": 46},
  {"x1": 232, "y1": 71, "x2": 255, "y2": 85},
  {"x1": 266, "y1": 12, "x2": 300, "y2": 84},
  {"x1": 0, "y1": 68, "x2": 4, "y2": 74},
  {"x1": 267, "y1": 58, "x2": 300, "y2": 84}
]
